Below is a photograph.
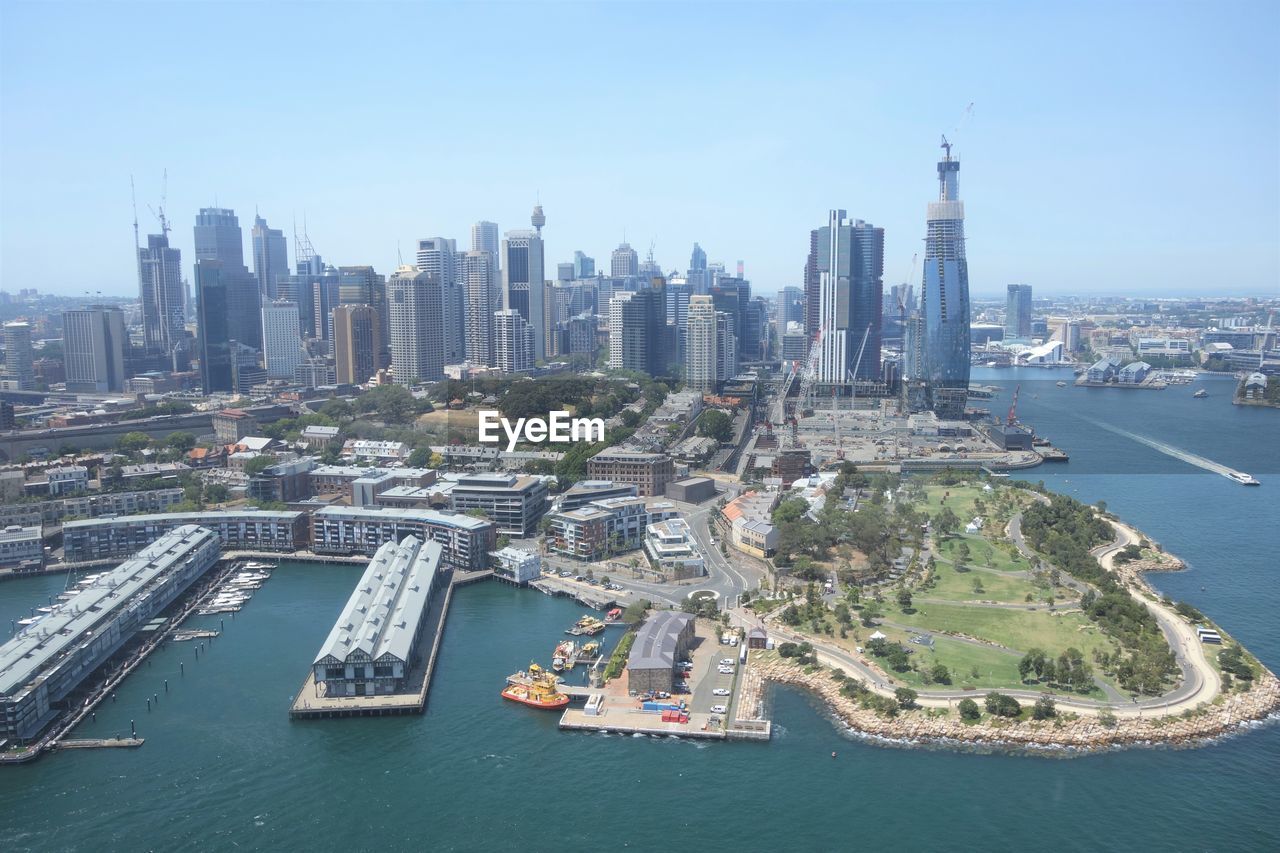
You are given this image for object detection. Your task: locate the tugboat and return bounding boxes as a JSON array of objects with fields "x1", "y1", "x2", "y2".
[
  {"x1": 1193, "y1": 388, "x2": 1208, "y2": 398},
  {"x1": 501, "y1": 664, "x2": 570, "y2": 709}
]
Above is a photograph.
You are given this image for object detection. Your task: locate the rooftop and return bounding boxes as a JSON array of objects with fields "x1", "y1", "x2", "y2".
[{"x1": 627, "y1": 611, "x2": 694, "y2": 671}]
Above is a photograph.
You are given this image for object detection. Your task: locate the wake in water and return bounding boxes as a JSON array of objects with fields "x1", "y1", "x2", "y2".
[{"x1": 1081, "y1": 418, "x2": 1242, "y2": 478}]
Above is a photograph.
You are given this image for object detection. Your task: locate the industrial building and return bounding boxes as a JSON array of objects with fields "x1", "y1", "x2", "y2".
[
  {"x1": 0, "y1": 525, "x2": 221, "y2": 742},
  {"x1": 62, "y1": 510, "x2": 307, "y2": 563},
  {"x1": 626, "y1": 611, "x2": 695, "y2": 693},
  {"x1": 310, "y1": 506, "x2": 496, "y2": 570},
  {"x1": 311, "y1": 537, "x2": 445, "y2": 698},
  {"x1": 447, "y1": 473, "x2": 549, "y2": 537}
]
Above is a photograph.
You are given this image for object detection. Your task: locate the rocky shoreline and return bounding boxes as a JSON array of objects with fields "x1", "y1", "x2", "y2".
[{"x1": 756, "y1": 659, "x2": 1280, "y2": 751}]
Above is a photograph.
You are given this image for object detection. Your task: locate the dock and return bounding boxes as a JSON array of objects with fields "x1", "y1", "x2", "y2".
[{"x1": 55, "y1": 738, "x2": 145, "y2": 750}]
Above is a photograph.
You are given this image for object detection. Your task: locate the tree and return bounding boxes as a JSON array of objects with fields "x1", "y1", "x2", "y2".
[
  {"x1": 116, "y1": 431, "x2": 152, "y2": 454},
  {"x1": 930, "y1": 664, "x2": 951, "y2": 685},
  {"x1": 984, "y1": 692, "x2": 1021, "y2": 718},
  {"x1": 164, "y1": 431, "x2": 196, "y2": 453},
  {"x1": 933, "y1": 506, "x2": 961, "y2": 539},
  {"x1": 697, "y1": 409, "x2": 733, "y2": 442},
  {"x1": 896, "y1": 588, "x2": 913, "y2": 610},
  {"x1": 886, "y1": 647, "x2": 911, "y2": 672},
  {"x1": 958, "y1": 698, "x2": 981, "y2": 720},
  {"x1": 895, "y1": 687, "x2": 918, "y2": 709},
  {"x1": 243, "y1": 455, "x2": 278, "y2": 477},
  {"x1": 204, "y1": 483, "x2": 229, "y2": 504},
  {"x1": 1033, "y1": 695, "x2": 1057, "y2": 720},
  {"x1": 407, "y1": 447, "x2": 432, "y2": 468}
]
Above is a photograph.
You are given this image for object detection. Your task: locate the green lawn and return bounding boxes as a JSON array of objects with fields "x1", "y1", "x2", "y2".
[
  {"x1": 922, "y1": 483, "x2": 987, "y2": 522},
  {"x1": 891, "y1": 635, "x2": 1027, "y2": 691},
  {"x1": 885, "y1": 600, "x2": 1116, "y2": 662},
  {"x1": 926, "y1": 563, "x2": 1037, "y2": 604},
  {"x1": 934, "y1": 534, "x2": 1026, "y2": 573}
]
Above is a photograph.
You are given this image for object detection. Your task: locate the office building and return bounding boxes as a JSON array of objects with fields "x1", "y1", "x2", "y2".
[
  {"x1": 417, "y1": 237, "x2": 464, "y2": 365},
  {"x1": 814, "y1": 210, "x2": 885, "y2": 383},
  {"x1": 311, "y1": 536, "x2": 445, "y2": 697},
  {"x1": 915, "y1": 141, "x2": 972, "y2": 418},
  {"x1": 686, "y1": 294, "x2": 718, "y2": 393},
  {"x1": 0, "y1": 525, "x2": 221, "y2": 742},
  {"x1": 501, "y1": 223, "x2": 546, "y2": 361},
  {"x1": 471, "y1": 220, "x2": 500, "y2": 310},
  {"x1": 259, "y1": 300, "x2": 302, "y2": 380},
  {"x1": 462, "y1": 250, "x2": 496, "y2": 366},
  {"x1": 803, "y1": 228, "x2": 821, "y2": 338},
  {"x1": 138, "y1": 233, "x2": 184, "y2": 356},
  {"x1": 2, "y1": 322, "x2": 34, "y2": 390},
  {"x1": 1005, "y1": 284, "x2": 1033, "y2": 339},
  {"x1": 448, "y1": 473, "x2": 549, "y2": 537},
  {"x1": 333, "y1": 304, "x2": 381, "y2": 385},
  {"x1": 609, "y1": 288, "x2": 670, "y2": 377},
  {"x1": 195, "y1": 261, "x2": 232, "y2": 392},
  {"x1": 587, "y1": 449, "x2": 675, "y2": 497},
  {"x1": 63, "y1": 306, "x2": 126, "y2": 393},
  {"x1": 611, "y1": 242, "x2": 639, "y2": 278},
  {"x1": 387, "y1": 267, "x2": 444, "y2": 384},
  {"x1": 251, "y1": 215, "x2": 288, "y2": 299},
  {"x1": 310, "y1": 506, "x2": 497, "y2": 570},
  {"x1": 493, "y1": 309, "x2": 535, "y2": 373},
  {"x1": 194, "y1": 207, "x2": 245, "y2": 268},
  {"x1": 339, "y1": 266, "x2": 389, "y2": 368},
  {"x1": 573, "y1": 250, "x2": 595, "y2": 279}
]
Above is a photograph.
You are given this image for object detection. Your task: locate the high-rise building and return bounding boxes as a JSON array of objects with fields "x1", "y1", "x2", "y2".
[
  {"x1": 611, "y1": 242, "x2": 639, "y2": 278},
  {"x1": 194, "y1": 208, "x2": 245, "y2": 269},
  {"x1": 573, "y1": 251, "x2": 595, "y2": 279},
  {"x1": 261, "y1": 301, "x2": 303, "y2": 380},
  {"x1": 690, "y1": 243, "x2": 707, "y2": 273},
  {"x1": 814, "y1": 211, "x2": 885, "y2": 383},
  {"x1": 685, "y1": 295, "x2": 717, "y2": 393},
  {"x1": 63, "y1": 306, "x2": 126, "y2": 393},
  {"x1": 276, "y1": 253, "x2": 338, "y2": 342},
  {"x1": 251, "y1": 215, "x2": 288, "y2": 300},
  {"x1": 557, "y1": 262, "x2": 575, "y2": 282},
  {"x1": 338, "y1": 266, "x2": 389, "y2": 368},
  {"x1": 138, "y1": 233, "x2": 184, "y2": 356},
  {"x1": 803, "y1": 229, "x2": 821, "y2": 339},
  {"x1": 917, "y1": 140, "x2": 971, "y2": 417},
  {"x1": 780, "y1": 286, "x2": 805, "y2": 325},
  {"x1": 607, "y1": 292, "x2": 632, "y2": 370},
  {"x1": 610, "y1": 288, "x2": 670, "y2": 377},
  {"x1": 310, "y1": 276, "x2": 341, "y2": 351},
  {"x1": 493, "y1": 309, "x2": 534, "y2": 373},
  {"x1": 471, "y1": 221, "x2": 500, "y2": 310},
  {"x1": 387, "y1": 267, "x2": 444, "y2": 385},
  {"x1": 416, "y1": 238, "x2": 462, "y2": 365},
  {"x1": 501, "y1": 224, "x2": 545, "y2": 362},
  {"x1": 2, "y1": 322, "x2": 34, "y2": 390},
  {"x1": 462, "y1": 251, "x2": 496, "y2": 366},
  {"x1": 715, "y1": 312, "x2": 738, "y2": 382},
  {"x1": 1005, "y1": 284, "x2": 1033, "y2": 339},
  {"x1": 195, "y1": 260, "x2": 233, "y2": 393},
  {"x1": 333, "y1": 304, "x2": 380, "y2": 385}
]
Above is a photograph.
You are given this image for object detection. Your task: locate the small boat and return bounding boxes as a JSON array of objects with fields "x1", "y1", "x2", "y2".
[
  {"x1": 1193, "y1": 389, "x2": 1208, "y2": 398},
  {"x1": 551, "y1": 640, "x2": 575, "y2": 671},
  {"x1": 1226, "y1": 471, "x2": 1260, "y2": 486},
  {"x1": 502, "y1": 664, "x2": 570, "y2": 709},
  {"x1": 1056, "y1": 381, "x2": 1067, "y2": 387}
]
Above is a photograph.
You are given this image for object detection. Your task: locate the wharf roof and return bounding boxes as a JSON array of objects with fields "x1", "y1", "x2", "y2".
[{"x1": 313, "y1": 536, "x2": 442, "y2": 667}]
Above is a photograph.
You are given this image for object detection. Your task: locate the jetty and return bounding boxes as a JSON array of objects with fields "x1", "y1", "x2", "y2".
[{"x1": 55, "y1": 738, "x2": 144, "y2": 750}]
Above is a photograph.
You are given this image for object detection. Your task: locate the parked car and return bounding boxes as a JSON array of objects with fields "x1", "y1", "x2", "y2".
[
  {"x1": 720, "y1": 658, "x2": 736, "y2": 666},
  {"x1": 712, "y1": 688, "x2": 731, "y2": 696},
  {"x1": 709, "y1": 705, "x2": 727, "y2": 714}
]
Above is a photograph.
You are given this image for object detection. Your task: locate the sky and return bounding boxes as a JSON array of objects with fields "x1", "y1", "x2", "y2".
[{"x1": 1, "y1": 0, "x2": 1277, "y2": 300}]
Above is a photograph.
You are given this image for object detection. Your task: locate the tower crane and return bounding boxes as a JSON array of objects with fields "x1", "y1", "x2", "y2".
[{"x1": 1006, "y1": 384, "x2": 1021, "y2": 426}]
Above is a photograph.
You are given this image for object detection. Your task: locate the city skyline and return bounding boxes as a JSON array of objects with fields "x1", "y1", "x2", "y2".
[{"x1": 1, "y1": 2, "x2": 1276, "y2": 300}]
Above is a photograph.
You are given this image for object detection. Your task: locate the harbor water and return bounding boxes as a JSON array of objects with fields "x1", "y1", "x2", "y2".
[{"x1": 1, "y1": 365, "x2": 1277, "y2": 851}]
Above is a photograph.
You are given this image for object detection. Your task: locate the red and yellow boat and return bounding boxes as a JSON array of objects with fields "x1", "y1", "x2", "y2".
[{"x1": 502, "y1": 664, "x2": 570, "y2": 709}]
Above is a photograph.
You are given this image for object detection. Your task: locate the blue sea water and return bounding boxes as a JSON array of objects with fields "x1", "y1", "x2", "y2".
[{"x1": 0, "y1": 366, "x2": 1276, "y2": 852}]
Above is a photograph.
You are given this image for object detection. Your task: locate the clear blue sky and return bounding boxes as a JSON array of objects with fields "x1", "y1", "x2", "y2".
[{"x1": 1, "y1": 0, "x2": 1277, "y2": 299}]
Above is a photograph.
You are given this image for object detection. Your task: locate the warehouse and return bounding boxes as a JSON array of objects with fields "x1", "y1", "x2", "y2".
[
  {"x1": 311, "y1": 537, "x2": 444, "y2": 697},
  {"x1": 0, "y1": 525, "x2": 221, "y2": 742},
  {"x1": 626, "y1": 611, "x2": 695, "y2": 694}
]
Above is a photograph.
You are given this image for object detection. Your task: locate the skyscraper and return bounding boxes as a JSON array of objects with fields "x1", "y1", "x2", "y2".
[
  {"x1": 685, "y1": 294, "x2": 718, "y2": 393},
  {"x1": 611, "y1": 288, "x2": 670, "y2": 377},
  {"x1": 493, "y1": 309, "x2": 535, "y2": 373},
  {"x1": 803, "y1": 229, "x2": 820, "y2": 339},
  {"x1": 138, "y1": 233, "x2": 184, "y2": 356},
  {"x1": 2, "y1": 323, "x2": 34, "y2": 390},
  {"x1": 462, "y1": 250, "x2": 495, "y2": 366},
  {"x1": 417, "y1": 238, "x2": 464, "y2": 366},
  {"x1": 194, "y1": 209, "x2": 261, "y2": 356},
  {"x1": 611, "y1": 242, "x2": 639, "y2": 278},
  {"x1": 195, "y1": 260, "x2": 233, "y2": 393},
  {"x1": 918, "y1": 140, "x2": 971, "y2": 417},
  {"x1": 572, "y1": 250, "x2": 595, "y2": 279},
  {"x1": 311, "y1": 276, "x2": 341, "y2": 352},
  {"x1": 814, "y1": 210, "x2": 885, "y2": 384},
  {"x1": 1005, "y1": 284, "x2": 1033, "y2": 339},
  {"x1": 333, "y1": 304, "x2": 381, "y2": 385},
  {"x1": 690, "y1": 243, "x2": 707, "y2": 273},
  {"x1": 194, "y1": 208, "x2": 245, "y2": 269},
  {"x1": 387, "y1": 267, "x2": 444, "y2": 384},
  {"x1": 63, "y1": 306, "x2": 126, "y2": 393},
  {"x1": 251, "y1": 215, "x2": 288, "y2": 299},
  {"x1": 471, "y1": 220, "x2": 500, "y2": 310},
  {"x1": 500, "y1": 225, "x2": 545, "y2": 362},
  {"x1": 261, "y1": 301, "x2": 303, "y2": 380}
]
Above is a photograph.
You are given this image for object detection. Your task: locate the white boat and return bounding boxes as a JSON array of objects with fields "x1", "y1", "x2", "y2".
[{"x1": 1226, "y1": 471, "x2": 1260, "y2": 486}]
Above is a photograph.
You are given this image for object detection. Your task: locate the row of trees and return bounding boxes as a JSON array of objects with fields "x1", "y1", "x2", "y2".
[{"x1": 1018, "y1": 647, "x2": 1094, "y2": 693}]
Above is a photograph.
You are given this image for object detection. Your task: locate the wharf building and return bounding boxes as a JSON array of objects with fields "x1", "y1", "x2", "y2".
[
  {"x1": 626, "y1": 611, "x2": 695, "y2": 694},
  {"x1": 491, "y1": 546, "x2": 541, "y2": 585},
  {"x1": 311, "y1": 537, "x2": 444, "y2": 698},
  {"x1": 545, "y1": 496, "x2": 678, "y2": 562},
  {"x1": 0, "y1": 487, "x2": 184, "y2": 530},
  {"x1": 447, "y1": 473, "x2": 548, "y2": 537},
  {"x1": 0, "y1": 525, "x2": 43, "y2": 571},
  {"x1": 587, "y1": 449, "x2": 676, "y2": 497},
  {"x1": 62, "y1": 510, "x2": 306, "y2": 563},
  {"x1": 310, "y1": 506, "x2": 496, "y2": 570},
  {"x1": 0, "y1": 525, "x2": 221, "y2": 742}
]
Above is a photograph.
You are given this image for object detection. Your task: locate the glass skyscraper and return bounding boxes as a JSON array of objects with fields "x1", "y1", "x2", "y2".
[{"x1": 918, "y1": 142, "x2": 971, "y2": 417}]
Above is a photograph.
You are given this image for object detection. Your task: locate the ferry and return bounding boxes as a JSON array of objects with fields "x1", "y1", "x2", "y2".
[
  {"x1": 501, "y1": 664, "x2": 570, "y2": 709},
  {"x1": 1226, "y1": 471, "x2": 1261, "y2": 486}
]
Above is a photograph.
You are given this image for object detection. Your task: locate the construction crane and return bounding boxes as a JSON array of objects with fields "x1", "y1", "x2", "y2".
[
  {"x1": 146, "y1": 169, "x2": 170, "y2": 236},
  {"x1": 1006, "y1": 384, "x2": 1021, "y2": 426}
]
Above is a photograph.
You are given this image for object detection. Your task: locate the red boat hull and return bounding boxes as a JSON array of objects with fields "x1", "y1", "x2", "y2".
[{"x1": 500, "y1": 687, "x2": 570, "y2": 709}]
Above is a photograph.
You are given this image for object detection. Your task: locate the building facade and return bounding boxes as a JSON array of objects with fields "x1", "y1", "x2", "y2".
[
  {"x1": 310, "y1": 506, "x2": 496, "y2": 570},
  {"x1": 261, "y1": 300, "x2": 303, "y2": 380},
  {"x1": 63, "y1": 306, "x2": 126, "y2": 393},
  {"x1": 333, "y1": 304, "x2": 381, "y2": 385},
  {"x1": 587, "y1": 449, "x2": 675, "y2": 497},
  {"x1": 62, "y1": 511, "x2": 306, "y2": 563},
  {"x1": 387, "y1": 267, "x2": 445, "y2": 384}
]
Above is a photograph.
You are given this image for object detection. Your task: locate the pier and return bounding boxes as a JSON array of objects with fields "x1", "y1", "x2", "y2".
[{"x1": 55, "y1": 738, "x2": 145, "y2": 750}]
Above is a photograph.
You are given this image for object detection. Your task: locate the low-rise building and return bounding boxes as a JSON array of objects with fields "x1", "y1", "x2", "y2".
[
  {"x1": 1118, "y1": 361, "x2": 1151, "y2": 384},
  {"x1": 301, "y1": 425, "x2": 340, "y2": 448},
  {"x1": 310, "y1": 506, "x2": 496, "y2": 570},
  {"x1": 626, "y1": 611, "x2": 695, "y2": 693},
  {"x1": 769, "y1": 450, "x2": 813, "y2": 489},
  {"x1": 723, "y1": 490, "x2": 778, "y2": 559},
  {"x1": 45, "y1": 465, "x2": 89, "y2": 497},
  {"x1": 448, "y1": 473, "x2": 549, "y2": 537},
  {"x1": 587, "y1": 449, "x2": 675, "y2": 497},
  {"x1": 0, "y1": 525, "x2": 43, "y2": 571},
  {"x1": 310, "y1": 537, "x2": 445, "y2": 698},
  {"x1": 119, "y1": 462, "x2": 190, "y2": 482},
  {"x1": 557, "y1": 480, "x2": 638, "y2": 511},
  {"x1": 213, "y1": 408, "x2": 258, "y2": 443},
  {"x1": 62, "y1": 510, "x2": 307, "y2": 562},
  {"x1": 1086, "y1": 358, "x2": 1121, "y2": 383},
  {"x1": 0, "y1": 525, "x2": 220, "y2": 742},
  {"x1": 247, "y1": 457, "x2": 316, "y2": 505},
  {"x1": 1244, "y1": 371, "x2": 1269, "y2": 400},
  {"x1": 343, "y1": 440, "x2": 408, "y2": 462},
  {"x1": 491, "y1": 546, "x2": 541, "y2": 585},
  {"x1": 643, "y1": 518, "x2": 705, "y2": 580},
  {"x1": 665, "y1": 476, "x2": 716, "y2": 504}
]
